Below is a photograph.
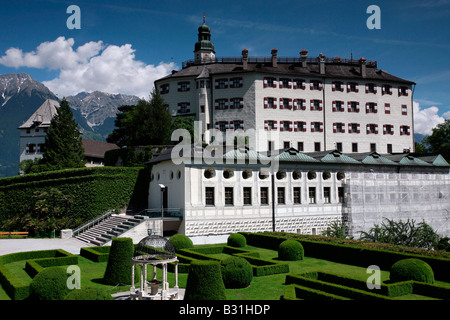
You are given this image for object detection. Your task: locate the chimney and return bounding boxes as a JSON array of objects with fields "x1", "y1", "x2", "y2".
[
  {"x1": 359, "y1": 57, "x2": 367, "y2": 78},
  {"x1": 318, "y1": 53, "x2": 325, "y2": 75},
  {"x1": 271, "y1": 48, "x2": 278, "y2": 67},
  {"x1": 300, "y1": 49, "x2": 308, "y2": 68},
  {"x1": 242, "y1": 49, "x2": 248, "y2": 70}
]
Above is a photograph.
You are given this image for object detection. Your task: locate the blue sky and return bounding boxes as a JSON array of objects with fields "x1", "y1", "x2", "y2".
[{"x1": 1, "y1": 0, "x2": 449, "y2": 135}]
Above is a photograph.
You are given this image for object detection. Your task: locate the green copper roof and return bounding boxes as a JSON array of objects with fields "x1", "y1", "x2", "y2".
[{"x1": 195, "y1": 23, "x2": 215, "y2": 52}]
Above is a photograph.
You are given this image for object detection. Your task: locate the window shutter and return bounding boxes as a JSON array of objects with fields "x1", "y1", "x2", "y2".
[
  {"x1": 357, "y1": 124, "x2": 361, "y2": 133},
  {"x1": 366, "y1": 124, "x2": 370, "y2": 134},
  {"x1": 293, "y1": 99, "x2": 298, "y2": 110},
  {"x1": 279, "y1": 99, "x2": 284, "y2": 110},
  {"x1": 215, "y1": 80, "x2": 219, "y2": 89},
  {"x1": 215, "y1": 100, "x2": 219, "y2": 110},
  {"x1": 366, "y1": 103, "x2": 370, "y2": 113},
  {"x1": 347, "y1": 102, "x2": 351, "y2": 112},
  {"x1": 186, "y1": 105, "x2": 190, "y2": 113},
  {"x1": 177, "y1": 84, "x2": 181, "y2": 91},
  {"x1": 293, "y1": 81, "x2": 297, "y2": 89},
  {"x1": 289, "y1": 121, "x2": 293, "y2": 131},
  {"x1": 332, "y1": 101, "x2": 336, "y2": 112},
  {"x1": 178, "y1": 104, "x2": 182, "y2": 113},
  {"x1": 375, "y1": 124, "x2": 379, "y2": 134},
  {"x1": 240, "y1": 120, "x2": 244, "y2": 130},
  {"x1": 294, "y1": 122, "x2": 298, "y2": 132},
  {"x1": 374, "y1": 85, "x2": 377, "y2": 94},
  {"x1": 341, "y1": 124, "x2": 345, "y2": 133},
  {"x1": 273, "y1": 98, "x2": 277, "y2": 109},
  {"x1": 310, "y1": 82, "x2": 314, "y2": 90},
  {"x1": 385, "y1": 103, "x2": 390, "y2": 114},
  {"x1": 355, "y1": 85, "x2": 359, "y2": 93},
  {"x1": 26, "y1": 144, "x2": 29, "y2": 153},
  {"x1": 383, "y1": 125, "x2": 387, "y2": 135},
  {"x1": 302, "y1": 122, "x2": 307, "y2": 132},
  {"x1": 319, "y1": 100, "x2": 323, "y2": 111},
  {"x1": 310, "y1": 100, "x2": 314, "y2": 110},
  {"x1": 279, "y1": 80, "x2": 283, "y2": 89},
  {"x1": 288, "y1": 81, "x2": 292, "y2": 89},
  {"x1": 273, "y1": 120, "x2": 278, "y2": 130},
  {"x1": 382, "y1": 85, "x2": 386, "y2": 95},
  {"x1": 311, "y1": 122, "x2": 315, "y2": 132},
  {"x1": 348, "y1": 123, "x2": 352, "y2": 133},
  {"x1": 332, "y1": 82, "x2": 336, "y2": 91},
  {"x1": 273, "y1": 80, "x2": 277, "y2": 88},
  {"x1": 230, "y1": 99, "x2": 235, "y2": 109},
  {"x1": 365, "y1": 84, "x2": 369, "y2": 93},
  {"x1": 280, "y1": 121, "x2": 284, "y2": 131},
  {"x1": 186, "y1": 83, "x2": 190, "y2": 90},
  {"x1": 347, "y1": 83, "x2": 351, "y2": 92},
  {"x1": 333, "y1": 123, "x2": 337, "y2": 133},
  {"x1": 229, "y1": 121, "x2": 234, "y2": 130},
  {"x1": 225, "y1": 121, "x2": 229, "y2": 130},
  {"x1": 224, "y1": 100, "x2": 229, "y2": 110},
  {"x1": 356, "y1": 102, "x2": 360, "y2": 113},
  {"x1": 215, "y1": 122, "x2": 219, "y2": 130},
  {"x1": 391, "y1": 125, "x2": 394, "y2": 135},
  {"x1": 263, "y1": 78, "x2": 268, "y2": 88},
  {"x1": 301, "y1": 100, "x2": 306, "y2": 110},
  {"x1": 289, "y1": 98, "x2": 293, "y2": 109},
  {"x1": 264, "y1": 120, "x2": 268, "y2": 130},
  {"x1": 240, "y1": 98, "x2": 244, "y2": 109},
  {"x1": 407, "y1": 126, "x2": 411, "y2": 135},
  {"x1": 239, "y1": 79, "x2": 243, "y2": 87},
  {"x1": 320, "y1": 122, "x2": 324, "y2": 132},
  {"x1": 374, "y1": 103, "x2": 378, "y2": 113},
  {"x1": 264, "y1": 97, "x2": 268, "y2": 109},
  {"x1": 318, "y1": 82, "x2": 323, "y2": 90}
]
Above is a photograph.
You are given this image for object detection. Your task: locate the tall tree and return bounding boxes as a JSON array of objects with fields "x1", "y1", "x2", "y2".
[
  {"x1": 423, "y1": 119, "x2": 450, "y2": 161},
  {"x1": 41, "y1": 98, "x2": 85, "y2": 169},
  {"x1": 107, "y1": 89, "x2": 172, "y2": 147}
]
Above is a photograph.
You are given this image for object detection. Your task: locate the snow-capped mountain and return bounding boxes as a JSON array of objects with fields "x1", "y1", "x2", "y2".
[{"x1": 0, "y1": 73, "x2": 140, "y2": 178}]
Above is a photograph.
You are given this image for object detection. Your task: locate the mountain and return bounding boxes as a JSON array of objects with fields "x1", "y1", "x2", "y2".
[
  {"x1": 66, "y1": 91, "x2": 140, "y2": 138},
  {"x1": 0, "y1": 73, "x2": 139, "y2": 178}
]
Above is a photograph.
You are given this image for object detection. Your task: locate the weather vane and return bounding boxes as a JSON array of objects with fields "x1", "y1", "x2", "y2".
[{"x1": 203, "y1": 12, "x2": 206, "y2": 24}]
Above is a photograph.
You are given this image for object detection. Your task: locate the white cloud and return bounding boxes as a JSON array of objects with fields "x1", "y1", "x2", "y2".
[
  {"x1": 0, "y1": 37, "x2": 175, "y2": 99},
  {"x1": 443, "y1": 111, "x2": 450, "y2": 119},
  {"x1": 413, "y1": 101, "x2": 446, "y2": 135}
]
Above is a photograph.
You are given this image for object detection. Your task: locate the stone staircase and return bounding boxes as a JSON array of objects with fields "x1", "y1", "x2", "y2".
[{"x1": 75, "y1": 214, "x2": 146, "y2": 246}]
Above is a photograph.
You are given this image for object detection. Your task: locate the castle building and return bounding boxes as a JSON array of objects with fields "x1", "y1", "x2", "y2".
[
  {"x1": 155, "y1": 19, "x2": 415, "y2": 154},
  {"x1": 147, "y1": 19, "x2": 450, "y2": 244}
]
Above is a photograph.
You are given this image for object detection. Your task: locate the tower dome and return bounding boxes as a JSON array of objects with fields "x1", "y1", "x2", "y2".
[{"x1": 194, "y1": 13, "x2": 215, "y2": 64}]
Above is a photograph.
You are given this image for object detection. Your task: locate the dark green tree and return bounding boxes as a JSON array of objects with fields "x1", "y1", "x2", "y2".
[
  {"x1": 422, "y1": 119, "x2": 450, "y2": 161},
  {"x1": 107, "y1": 89, "x2": 172, "y2": 147},
  {"x1": 41, "y1": 98, "x2": 85, "y2": 169}
]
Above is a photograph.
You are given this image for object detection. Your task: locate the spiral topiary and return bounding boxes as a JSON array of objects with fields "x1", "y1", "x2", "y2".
[
  {"x1": 184, "y1": 260, "x2": 227, "y2": 300},
  {"x1": 64, "y1": 287, "x2": 115, "y2": 300},
  {"x1": 169, "y1": 234, "x2": 194, "y2": 252},
  {"x1": 278, "y1": 239, "x2": 304, "y2": 261},
  {"x1": 221, "y1": 256, "x2": 253, "y2": 288},
  {"x1": 29, "y1": 266, "x2": 70, "y2": 300},
  {"x1": 390, "y1": 258, "x2": 434, "y2": 284},
  {"x1": 103, "y1": 237, "x2": 135, "y2": 285},
  {"x1": 227, "y1": 233, "x2": 247, "y2": 248}
]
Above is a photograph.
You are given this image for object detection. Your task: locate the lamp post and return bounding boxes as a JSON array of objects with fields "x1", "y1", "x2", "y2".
[{"x1": 159, "y1": 184, "x2": 165, "y2": 236}]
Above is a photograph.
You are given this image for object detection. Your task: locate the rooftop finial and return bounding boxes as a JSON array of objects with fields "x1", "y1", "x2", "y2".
[{"x1": 203, "y1": 12, "x2": 206, "y2": 24}]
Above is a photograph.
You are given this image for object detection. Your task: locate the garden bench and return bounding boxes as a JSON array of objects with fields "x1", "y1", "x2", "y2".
[{"x1": 0, "y1": 231, "x2": 29, "y2": 238}]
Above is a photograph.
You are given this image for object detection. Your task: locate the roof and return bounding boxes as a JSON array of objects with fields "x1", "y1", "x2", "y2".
[
  {"x1": 156, "y1": 57, "x2": 415, "y2": 85},
  {"x1": 18, "y1": 99, "x2": 59, "y2": 129},
  {"x1": 147, "y1": 146, "x2": 447, "y2": 169},
  {"x1": 82, "y1": 139, "x2": 120, "y2": 158}
]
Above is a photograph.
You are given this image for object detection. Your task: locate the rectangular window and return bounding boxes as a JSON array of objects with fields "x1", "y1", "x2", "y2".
[
  {"x1": 332, "y1": 81, "x2": 344, "y2": 92},
  {"x1": 332, "y1": 100, "x2": 344, "y2": 112},
  {"x1": 282, "y1": 98, "x2": 291, "y2": 109},
  {"x1": 383, "y1": 124, "x2": 394, "y2": 135},
  {"x1": 347, "y1": 82, "x2": 359, "y2": 92},
  {"x1": 314, "y1": 142, "x2": 321, "y2": 152},
  {"x1": 225, "y1": 187, "x2": 234, "y2": 205},
  {"x1": 280, "y1": 78, "x2": 291, "y2": 88},
  {"x1": 297, "y1": 142, "x2": 304, "y2": 152},
  {"x1": 398, "y1": 86, "x2": 408, "y2": 96},
  {"x1": 336, "y1": 142, "x2": 343, "y2": 152},
  {"x1": 365, "y1": 83, "x2": 377, "y2": 94},
  {"x1": 366, "y1": 102, "x2": 377, "y2": 113},
  {"x1": 263, "y1": 77, "x2": 277, "y2": 88},
  {"x1": 309, "y1": 187, "x2": 316, "y2": 204},
  {"x1": 370, "y1": 143, "x2": 377, "y2": 152},
  {"x1": 264, "y1": 97, "x2": 277, "y2": 109},
  {"x1": 310, "y1": 80, "x2": 323, "y2": 90},
  {"x1": 293, "y1": 187, "x2": 301, "y2": 204},
  {"x1": 177, "y1": 81, "x2": 190, "y2": 92},
  {"x1": 352, "y1": 143, "x2": 358, "y2": 153},
  {"x1": 311, "y1": 99, "x2": 323, "y2": 111},
  {"x1": 283, "y1": 141, "x2": 290, "y2": 149},
  {"x1": 268, "y1": 140, "x2": 274, "y2": 152},
  {"x1": 348, "y1": 101, "x2": 359, "y2": 113},
  {"x1": 387, "y1": 144, "x2": 393, "y2": 154},
  {"x1": 294, "y1": 79, "x2": 305, "y2": 89},
  {"x1": 338, "y1": 187, "x2": 344, "y2": 203},
  {"x1": 277, "y1": 187, "x2": 285, "y2": 204},
  {"x1": 382, "y1": 84, "x2": 392, "y2": 95},
  {"x1": 401, "y1": 105, "x2": 408, "y2": 115},
  {"x1": 230, "y1": 97, "x2": 243, "y2": 109},
  {"x1": 260, "y1": 187, "x2": 269, "y2": 205},
  {"x1": 230, "y1": 77, "x2": 243, "y2": 88},
  {"x1": 295, "y1": 121, "x2": 306, "y2": 132},
  {"x1": 385, "y1": 103, "x2": 391, "y2": 114},
  {"x1": 400, "y1": 125, "x2": 411, "y2": 136},
  {"x1": 205, "y1": 187, "x2": 215, "y2": 206},
  {"x1": 160, "y1": 83, "x2": 169, "y2": 94},
  {"x1": 349, "y1": 123, "x2": 360, "y2": 134},
  {"x1": 215, "y1": 78, "x2": 228, "y2": 89},
  {"x1": 177, "y1": 102, "x2": 191, "y2": 113},
  {"x1": 324, "y1": 187, "x2": 331, "y2": 203},
  {"x1": 243, "y1": 187, "x2": 252, "y2": 205},
  {"x1": 333, "y1": 122, "x2": 345, "y2": 133},
  {"x1": 265, "y1": 120, "x2": 277, "y2": 131}
]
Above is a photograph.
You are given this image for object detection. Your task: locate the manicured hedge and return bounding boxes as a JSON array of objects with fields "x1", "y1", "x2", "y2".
[
  {"x1": 80, "y1": 246, "x2": 111, "y2": 262},
  {"x1": 0, "y1": 167, "x2": 147, "y2": 226},
  {"x1": 278, "y1": 240, "x2": 304, "y2": 261},
  {"x1": 390, "y1": 258, "x2": 435, "y2": 284},
  {"x1": 64, "y1": 287, "x2": 115, "y2": 300},
  {"x1": 169, "y1": 234, "x2": 194, "y2": 253},
  {"x1": 0, "y1": 249, "x2": 77, "y2": 300},
  {"x1": 25, "y1": 253, "x2": 78, "y2": 278},
  {"x1": 184, "y1": 260, "x2": 227, "y2": 300},
  {"x1": 240, "y1": 232, "x2": 450, "y2": 282},
  {"x1": 227, "y1": 233, "x2": 247, "y2": 248},
  {"x1": 103, "y1": 238, "x2": 135, "y2": 285},
  {"x1": 221, "y1": 256, "x2": 253, "y2": 289},
  {"x1": 282, "y1": 284, "x2": 351, "y2": 300}
]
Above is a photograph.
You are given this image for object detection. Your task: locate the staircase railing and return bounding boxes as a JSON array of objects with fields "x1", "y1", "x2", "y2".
[
  {"x1": 136, "y1": 208, "x2": 183, "y2": 220},
  {"x1": 72, "y1": 209, "x2": 116, "y2": 237}
]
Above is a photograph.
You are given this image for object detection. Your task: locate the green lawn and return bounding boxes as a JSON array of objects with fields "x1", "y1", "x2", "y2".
[{"x1": 0, "y1": 243, "x2": 448, "y2": 300}]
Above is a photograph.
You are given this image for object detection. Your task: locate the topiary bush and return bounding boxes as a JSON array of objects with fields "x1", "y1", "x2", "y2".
[
  {"x1": 278, "y1": 239, "x2": 304, "y2": 261},
  {"x1": 184, "y1": 260, "x2": 227, "y2": 300},
  {"x1": 29, "y1": 266, "x2": 70, "y2": 300},
  {"x1": 390, "y1": 258, "x2": 435, "y2": 284},
  {"x1": 103, "y1": 237, "x2": 135, "y2": 285},
  {"x1": 227, "y1": 233, "x2": 247, "y2": 248},
  {"x1": 64, "y1": 287, "x2": 115, "y2": 300},
  {"x1": 169, "y1": 234, "x2": 194, "y2": 252},
  {"x1": 221, "y1": 256, "x2": 253, "y2": 289}
]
